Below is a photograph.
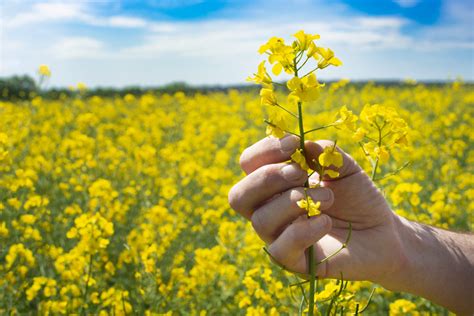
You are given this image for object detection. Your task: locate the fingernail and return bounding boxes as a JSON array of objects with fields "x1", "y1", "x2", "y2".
[
  {"x1": 309, "y1": 187, "x2": 332, "y2": 201},
  {"x1": 310, "y1": 214, "x2": 329, "y2": 230},
  {"x1": 281, "y1": 164, "x2": 306, "y2": 181},
  {"x1": 280, "y1": 136, "x2": 299, "y2": 153}
]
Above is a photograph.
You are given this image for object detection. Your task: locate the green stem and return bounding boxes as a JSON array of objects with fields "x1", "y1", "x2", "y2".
[
  {"x1": 263, "y1": 120, "x2": 300, "y2": 138},
  {"x1": 275, "y1": 103, "x2": 299, "y2": 118},
  {"x1": 295, "y1": 50, "x2": 305, "y2": 64},
  {"x1": 297, "y1": 56, "x2": 311, "y2": 71},
  {"x1": 315, "y1": 222, "x2": 352, "y2": 267},
  {"x1": 304, "y1": 123, "x2": 337, "y2": 135},
  {"x1": 371, "y1": 158, "x2": 379, "y2": 181},
  {"x1": 358, "y1": 287, "x2": 376, "y2": 313},
  {"x1": 271, "y1": 81, "x2": 287, "y2": 87},
  {"x1": 302, "y1": 67, "x2": 319, "y2": 78},
  {"x1": 371, "y1": 121, "x2": 383, "y2": 181},
  {"x1": 297, "y1": 100, "x2": 316, "y2": 316},
  {"x1": 297, "y1": 102, "x2": 305, "y2": 151},
  {"x1": 373, "y1": 161, "x2": 411, "y2": 181}
]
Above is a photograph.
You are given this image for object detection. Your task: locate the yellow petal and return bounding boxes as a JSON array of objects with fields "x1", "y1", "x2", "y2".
[
  {"x1": 324, "y1": 169, "x2": 340, "y2": 178},
  {"x1": 272, "y1": 63, "x2": 283, "y2": 76}
]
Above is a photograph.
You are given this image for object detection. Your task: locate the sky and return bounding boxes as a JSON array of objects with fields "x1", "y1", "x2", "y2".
[{"x1": 0, "y1": 0, "x2": 473, "y2": 87}]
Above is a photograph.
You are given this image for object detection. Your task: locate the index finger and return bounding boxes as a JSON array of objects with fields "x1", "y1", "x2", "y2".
[{"x1": 240, "y1": 135, "x2": 300, "y2": 174}]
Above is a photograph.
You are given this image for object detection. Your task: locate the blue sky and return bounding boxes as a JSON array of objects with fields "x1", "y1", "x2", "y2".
[{"x1": 1, "y1": 0, "x2": 473, "y2": 87}]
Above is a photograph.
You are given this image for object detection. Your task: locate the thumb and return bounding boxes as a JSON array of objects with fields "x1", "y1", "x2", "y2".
[{"x1": 268, "y1": 214, "x2": 332, "y2": 274}]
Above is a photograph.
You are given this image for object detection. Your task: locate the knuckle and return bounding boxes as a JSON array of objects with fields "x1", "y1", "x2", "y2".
[
  {"x1": 227, "y1": 185, "x2": 242, "y2": 212},
  {"x1": 267, "y1": 244, "x2": 285, "y2": 265},
  {"x1": 260, "y1": 164, "x2": 281, "y2": 185},
  {"x1": 250, "y1": 210, "x2": 265, "y2": 236},
  {"x1": 239, "y1": 148, "x2": 250, "y2": 170}
]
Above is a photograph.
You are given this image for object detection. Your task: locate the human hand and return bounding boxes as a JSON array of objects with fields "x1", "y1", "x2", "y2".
[{"x1": 228, "y1": 135, "x2": 406, "y2": 285}]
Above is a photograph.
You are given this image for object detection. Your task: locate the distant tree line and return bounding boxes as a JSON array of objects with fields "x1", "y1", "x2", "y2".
[
  {"x1": 0, "y1": 75, "x2": 261, "y2": 101},
  {"x1": 0, "y1": 74, "x2": 468, "y2": 101}
]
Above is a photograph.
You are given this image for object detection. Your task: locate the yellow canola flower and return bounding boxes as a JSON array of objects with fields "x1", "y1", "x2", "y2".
[
  {"x1": 314, "y1": 46, "x2": 342, "y2": 69},
  {"x1": 335, "y1": 105, "x2": 358, "y2": 131},
  {"x1": 260, "y1": 88, "x2": 278, "y2": 106},
  {"x1": 247, "y1": 61, "x2": 273, "y2": 87},
  {"x1": 259, "y1": 37, "x2": 295, "y2": 75},
  {"x1": 290, "y1": 149, "x2": 310, "y2": 172},
  {"x1": 297, "y1": 196, "x2": 321, "y2": 217},
  {"x1": 266, "y1": 108, "x2": 289, "y2": 139},
  {"x1": 38, "y1": 64, "x2": 51, "y2": 77},
  {"x1": 258, "y1": 36, "x2": 285, "y2": 54},
  {"x1": 293, "y1": 30, "x2": 320, "y2": 51},
  {"x1": 389, "y1": 299, "x2": 419, "y2": 316},
  {"x1": 319, "y1": 146, "x2": 343, "y2": 168},
  {"x1": 315, "y1": 282, "x2": 339, "y2": 300},
  {"x1": 352, "y1": 127, "x2": 367, "y2": 142},
  {"x1": 0, "y1": 221, "x2": 9, "y2": 238},
  {"x1": 375, "y1": 146, "x2": 390, "y2": 164},
  {"x1": 287, "y1": 73, "x2": 323, "y2": 102}
]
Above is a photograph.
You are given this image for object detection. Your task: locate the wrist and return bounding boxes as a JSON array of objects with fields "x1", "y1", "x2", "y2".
[
  {"x1": 374, "y1": 214, "x2": 413, "y2": 291},
  {"x1": 379, "y1": 214, "x2": 474, "y2": 315}
]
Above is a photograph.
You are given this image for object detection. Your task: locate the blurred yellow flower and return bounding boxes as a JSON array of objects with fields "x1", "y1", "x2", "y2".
[{"x1": 38, "y1": 64, "x2": 51, "y2": 77}]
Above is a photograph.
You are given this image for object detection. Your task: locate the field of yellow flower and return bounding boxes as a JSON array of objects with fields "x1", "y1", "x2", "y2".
[{"x1": 0, "y1": 81, "x2": 472, "y2": 315}]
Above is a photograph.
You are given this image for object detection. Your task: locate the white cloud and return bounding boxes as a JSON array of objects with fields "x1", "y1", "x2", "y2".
[
  {"x1": 5, "y1": 2, "x2": 88, "y2": 28},
  {"x1": 52, "y1": 37, "x2": 106, "y2": 59},
  {"x1": 4, "y1": 1, "x2": 149, "y2": 29},
  {"x1": 117, "y1": 16, "x2": 412, "y2": 62},
  {"x1": 412, "y1": 0, "x2": 474, "y2": 51},
  {"x1": 107, "y1": 16, "x2": 148, "y2": 28}
]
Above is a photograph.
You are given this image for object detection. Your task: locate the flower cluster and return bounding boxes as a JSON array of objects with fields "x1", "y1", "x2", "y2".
[{"x1": 248, "y1": 30, "x2": 342, "y2": 140}]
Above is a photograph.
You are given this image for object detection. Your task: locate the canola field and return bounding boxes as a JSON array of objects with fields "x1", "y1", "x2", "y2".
[{"x1": 0, "y1": 81, "x2": 472, "y2": 315}]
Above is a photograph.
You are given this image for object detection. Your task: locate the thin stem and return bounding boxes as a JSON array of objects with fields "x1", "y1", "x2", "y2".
[
  {"x1": 297, "y1": 56, "x2": 311, "y2": 71},
  {"x1": 271, "y1": 81, "x2": 287, "y2": 87},
  {"x1": 295, "y1": 50, "x2": 305, "y2": 64},
  {"x1": 263, "y1": 120, "x2": 300, "y2": 138},
  {"x1": 364, "y1": 135, "x2": 378, "y2": 142},
  {"x1": 299, "y1": 294, "x2": 306, "y2": 316},
  {"x1": 297, "y1": 102, "x2": 305, "y2": 152},
  {"x1": 121, "y1": 292, "x2": 128, "y2": 316},
  {"x1": 297, "y1": 99, "x2": 316, "y2": 316},
  {"x1": 302, "y1": 67, "x2": 319, "y2": 78},
  {"x1": 371, "y1": 158, "x2": 379, "y2": 181},
  {"x1": 315, "y1": 222, "x2": 352, "y2": 267},
  {"x1": 358, "y1": 142, "x2": 369, "y2": 157},
  {"x1": 358, "y1": 287, "x2": 376, "y2": 313},
  {"x1": 371, "y1": 121, "x2": 383, "y2": 181},
  {"x1": 263, "y1": 247, "x2": 289, "y2": 271},
  {"x1": 275, "y1": 103, "x2": 299, "y2": 118},
  {"x1": 297, "y1": 280, "x2": 309, "y2": 305},
  {"x1": 304, "y1": 123, "x2": 337, "y2": 135},
  {"x1": 381, "y1": 131, "x2": 392, "y2": 140},
  {"x1": 326, "y1": 273, "x2": 345, "y2": 316},
  {"x1": 374, "y1": 161, "x2": 411, "y2": 181}
]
